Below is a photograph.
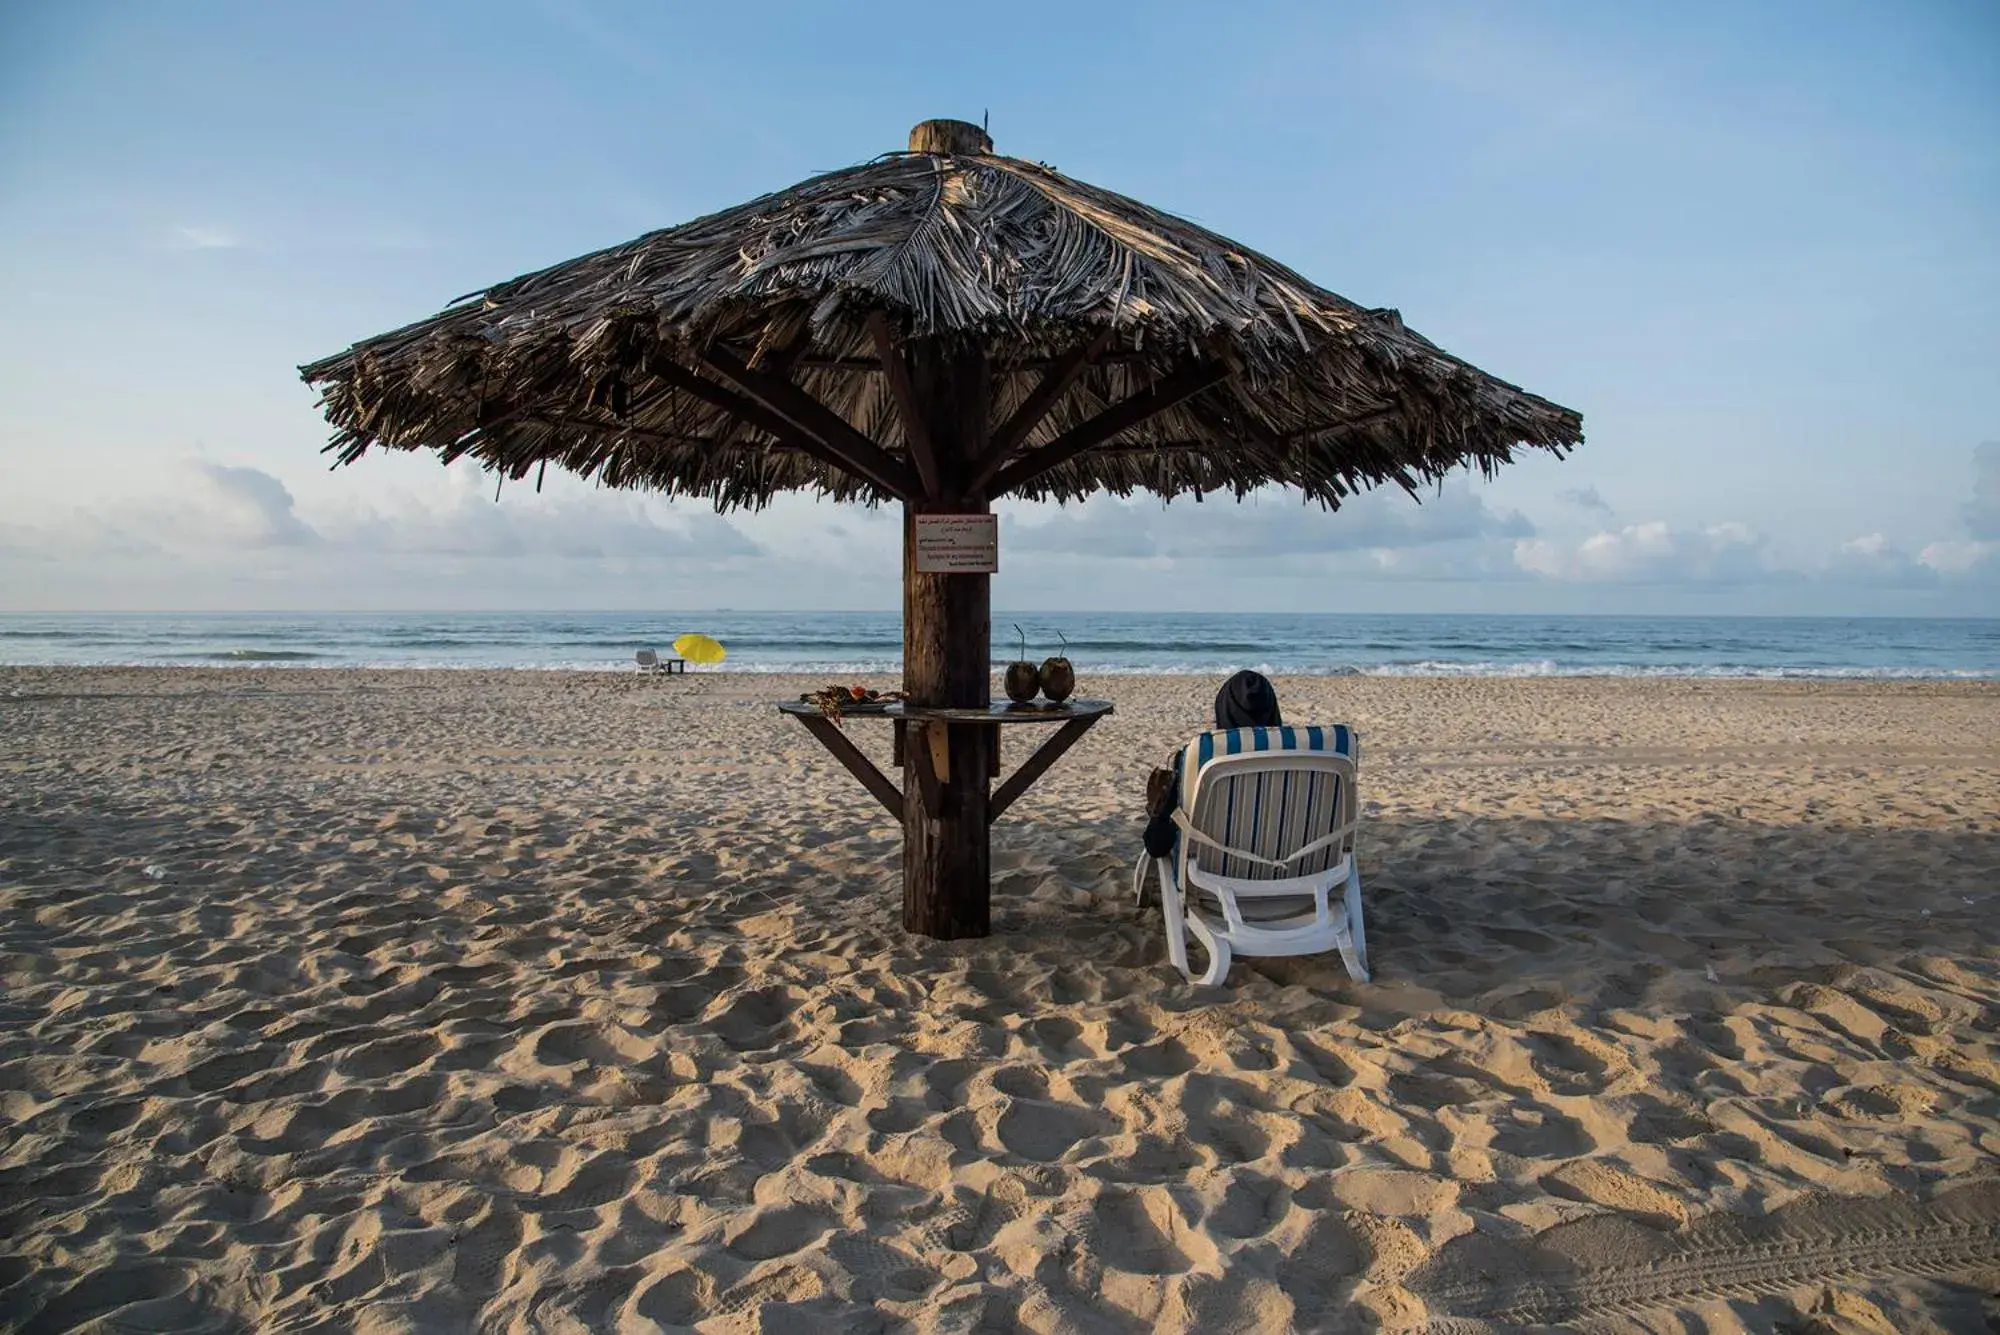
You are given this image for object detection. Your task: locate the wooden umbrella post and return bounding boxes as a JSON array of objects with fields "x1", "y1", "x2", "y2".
[{"x1": 899, "y1": 337, "x2": 993, "y2": 938}]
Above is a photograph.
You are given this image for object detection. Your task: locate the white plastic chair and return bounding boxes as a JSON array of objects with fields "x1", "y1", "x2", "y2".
[
  {"x1": 1133, "y1": 724, "x2": 1369, "y2": 986},
  {"x1": 635, "y1": 649, "x2": 663, "y2": 674}
]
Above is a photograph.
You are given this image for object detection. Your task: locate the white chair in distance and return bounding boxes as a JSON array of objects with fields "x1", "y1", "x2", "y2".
[{"x1": 635, "y1": 650, "x2": 686, "y2": 675}]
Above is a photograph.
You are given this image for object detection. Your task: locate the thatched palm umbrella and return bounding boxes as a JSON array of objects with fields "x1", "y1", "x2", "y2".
[{"x1": 302, "y1": 118, "x2": 1581, "y2": 939}]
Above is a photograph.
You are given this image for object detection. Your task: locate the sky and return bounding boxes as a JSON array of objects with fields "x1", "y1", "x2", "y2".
[{"x1": 0, "y1": 0, "x2": 1995, "y2": 615}]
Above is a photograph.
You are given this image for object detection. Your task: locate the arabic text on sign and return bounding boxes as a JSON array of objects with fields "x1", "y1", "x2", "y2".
[{"x1": 913, "y1": 515, "x2": 999, "y2": 573}]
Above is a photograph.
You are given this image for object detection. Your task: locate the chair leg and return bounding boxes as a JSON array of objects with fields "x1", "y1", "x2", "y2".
[
  {"x1": 1338, "y1": 864, "x2": 1370, "y2": 982},
  {"x1": 1160, "y1": 867, "x2": 1190, "y2": 977},
  {"x1": 1189, "y1": 918, "x2": 1231, "y2": 987},
  {"x1": 1131, "y1": 853, "x2": 1155, "y2": 908}
]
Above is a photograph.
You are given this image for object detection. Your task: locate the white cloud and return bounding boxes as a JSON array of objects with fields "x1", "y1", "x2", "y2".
[
  {"x1": 8, "y1": 455, "x2": 1993, "y2": 613},
  {"x1": 1842, "y1": 533, "x2": 1889, "y2": 558},
  {"x1": 1917, "y1": 539, "x2": 1997, "y2": 578},
  {"x1": 1826, "y1": 532, "x2": 1937, "y2": 588},
  {"x1": 169, "y1": 226, "x2": 239, "y2": 250},
  {"x1": 1513, "y1": 517, "x2": 1998, "y2": 597},
  {"x1": 187, "y1": 463, "x2": 320, "y2": 547},
  {"x1": 326, "y1": 465, "x2": 758, "y2": 560},
  {"x1": 1514, "y1": 519, "x2": 1777, "y2": 584},
  {"x1": 1005, "y1": 480, "x2": 1533, "y2": 562},
  {"x1": 0, "y1": 460, "x2": 764, "y2": 609},
  {"x1": 1556, "y1": 485, "x2": 1614, "y2": 515}
]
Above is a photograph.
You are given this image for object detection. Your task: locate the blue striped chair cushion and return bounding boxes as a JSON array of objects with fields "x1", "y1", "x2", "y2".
[{"x1": 1174, "y1": 725, "x2": 1357, "y2": 881}]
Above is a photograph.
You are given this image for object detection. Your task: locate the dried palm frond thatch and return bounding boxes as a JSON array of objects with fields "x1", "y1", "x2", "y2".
[{"x1": 301, "y1": 119, "x2": 1580, "y2": 510}]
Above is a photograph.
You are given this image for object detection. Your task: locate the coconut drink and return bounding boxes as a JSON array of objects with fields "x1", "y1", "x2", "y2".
[
  {"x1": 1039, "y1": 630, "x2": 1075, "y2": 703},
  {"x1": 1003, "y1": 624, "x2": 1041, "y2": 704}
]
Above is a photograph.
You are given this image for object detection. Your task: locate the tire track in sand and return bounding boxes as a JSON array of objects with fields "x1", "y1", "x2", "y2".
[{"x1": 1409, "y1": 1180, "x2": 2000, "y2": 1329}]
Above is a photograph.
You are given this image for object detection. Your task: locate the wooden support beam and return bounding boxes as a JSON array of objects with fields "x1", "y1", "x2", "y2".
[
  {"x1": 700, "y1": 345, "x2": 915, "y2": 499},
  {"x1": 867, "y1": 312, "x2": 941, "y2": 499},
  {"x1": 985, "y1": 359, "x2": 1232, "y2": 498},
  {"x1": 789, "y1": 714, "x2": 904, "y2": 822},
  {"x1": 1186, "y1": 398, "x2": 1292, "y2": 478},
  {"x1": 640, "y1": 353, "x2": 887, "y2": 491},
  {"x1": 713, "y1": 330, "x2": 812, "y2": 457},
  {"x1": 793, "y1": 349, "x2": 1153, "y2": 374},
  {"x1": 989, "y1": 715, "x2": 1103, "y2": 823},
  {"x1": 967, "y1": 330, "x2": 1110, "y2": 497},
  {"x1": 1278, "y1": 405, "x2": 1400, "y2": 443}
]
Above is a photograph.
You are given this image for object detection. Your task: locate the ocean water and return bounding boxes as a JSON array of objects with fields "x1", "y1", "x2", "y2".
[{"x1": 1, "y1": 612, "x2": 1996, "y2": 679}]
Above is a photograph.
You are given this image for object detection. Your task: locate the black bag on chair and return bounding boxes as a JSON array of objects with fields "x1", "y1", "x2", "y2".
[{"x1": 1142, "y1": 767, "x2": 1178, "y2": 860}]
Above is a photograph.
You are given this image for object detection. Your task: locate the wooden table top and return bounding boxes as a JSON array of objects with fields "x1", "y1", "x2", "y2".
[
  {"x1": 777, "y1": 699, "x2": 1111, "y2": 724},
  {"x1": 890, "y1": 699, "x2": 1112, "y2": 724}
]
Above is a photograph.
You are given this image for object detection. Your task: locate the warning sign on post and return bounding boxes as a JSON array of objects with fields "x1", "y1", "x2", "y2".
[{"x1": 913, "y1": 514, "x2": 999, "y2": 574}]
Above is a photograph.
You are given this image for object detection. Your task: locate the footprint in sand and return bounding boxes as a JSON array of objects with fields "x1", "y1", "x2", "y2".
[
  {"x1": 866, "y1": 1100, "x2": 928, "y2": 1135},
  {"x1": 178, "y1": 1047, "x2": 281, "y2": 1097},
  {"x1": 989, "y1": 1064, "x2": 1050, "y2": 1101},
  {"x1": 530, "y1": 1021, "x2": 654, "y2": 1068},
  {"x1": 650, "y1": 981, "x2": 717, "y2": 1024},
  {"x1": 993, "y1": 1098, "x2": 1107, "y2": 1163},
  {"x1": 339, "y1": 1032, "x2": 440, "y2": 1080},
  {"x1": 704, "y1": 987, "x2": 801, "y2": 1053},
  {"x1": 1620, "y1": 1093, "x2": 1716, "y2": 1145},
  {"x1": 1387, "y1": 1070, "x2": 1490, "y2": 1110},
  {"x1": 737, "y1": 1103, "x2": 833, "y2": 1169},
  {"x1": 1484, "y1": 986, "x2": 1568, "y2": 1020},
  {"x1": 1207, "y1": 1171, "x2": 1291, "y2": 1239},
  {"x1": 449, "y1": 1201, "x2": 524, "y2": 1304},
  {"x1": 430, "y1": 962, "x2": 502, "y2": 988},
  {"x1": 524, "y1": 1266, "x2": 640, "y2": 1330},
  {"x1": 1521, "y1": 1030, "x2": 1622, "y2": 1096},
  {"x1": 239, "y1": 1097, "x2": 353, "y2": 1156},
  {"x1": 1286, "y1": 1034, "x2": 1355, "y2": 1086},
  {"x1": 1090, "y1": 1190, "x2": 1195, "y2": 1275},
  {"x1": 431, "y1": 1032, "x2": 511, "y2": 1072},
  {"x1": 632, "y1": 1268, "x2": 715, "y2": 1327},
  {"x1": 1273, "y1": 1213, "x2": 1366, "y2": 1317},
  {"x1": 22, "y1": 1263, "x2": 201, "y2": 1332},
  {"x1": 1024, "y1": 1015, "x2": 1083, "y2": 1056},
  {"x1": 1314, "y1": 1166, "x2": 1459, "y2": 1218},
  {"x1": 1540, "y1": 1159, "x2": 1689, "y2": 1230},
  {"x1": 825, "y1": 1232, "x2": 943, "y2": 1303},
  {"x1": 1195, "y1": 1109, "x2": 1281, "y2": 1165},
  {"x1": 21, "y1": 1163, "x2": 103, "y2": 1202},
  {"x1": 923, "y1": 1057, "x2": 983, "y2": 1105},
  {"x1": 1124, "y1": 1038, "x2": 1198, "y2": 1079},
  {"x1": 1091, "y1": 1133, "x2": 1210, "y2": 1183},
  {"x1": 1291, "y1": 1087, "x2": 1398, "y2": 1145},
  {"x1": 795, "y1": 1060, "x2": 863, "y2": 1106},
  {"x1": 536, "y1": 1150, "x2": 636, "y2": 1211},
  {"x1": 1826, "y1": 1082, "x2": 1936, "y2": 1120},
  {"x1": 369, "y1": 1071, "x2": 450, "y2": 1118},
  {"x1": 1489, "y1": 1103, "x2": 1595, "y2": 1159},
  {"x1": 938, "y1": 1108, "x2": 983, "y2": 1159},
  {"x1": 725, "y1": 1203, "x2": 833, "y2": 1262},
  {"x1": 62, "y1": 1099, "x2": 142, "y2": 1140},
  {"x1": 712, "y1": 1264, "x2": 825, "y2": 1317}
]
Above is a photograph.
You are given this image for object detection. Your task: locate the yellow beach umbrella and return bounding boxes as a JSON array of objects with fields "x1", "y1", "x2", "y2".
[{"x1": 673, "y1": 633, "x2": 727, "y2": 666}]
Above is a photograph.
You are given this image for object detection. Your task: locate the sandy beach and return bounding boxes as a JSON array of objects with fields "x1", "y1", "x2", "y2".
[{"x1": 1, "y1": 667, "x2": 1995, "y2": 1333}]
